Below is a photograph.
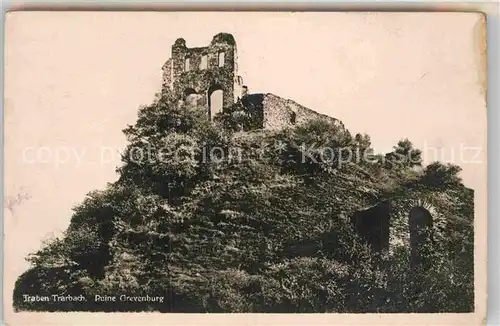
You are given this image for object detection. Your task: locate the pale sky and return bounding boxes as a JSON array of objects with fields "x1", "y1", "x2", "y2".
[{"x1": 3, "y1": 12, "x2": 487, "y2": 317}]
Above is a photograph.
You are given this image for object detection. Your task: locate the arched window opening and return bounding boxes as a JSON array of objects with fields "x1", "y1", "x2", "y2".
[
  {"x1": 409, "y1": 206, "x2": 433, "y2": 269},
  {"x1": 184, "y1": 57, "x2": 191, "y2": 72},
  {"x1": 184, "y1": 88, "x2": 202, "y2": 107},
  {"x1": 184, "y1": 88, "x2": 197, "y2": 98},
  {"x1": 409, "y1": 206, "x2": 433, "y2": 232},
  {"x1": 208, "y1": 85, "x2": 224, "y2": 119}
]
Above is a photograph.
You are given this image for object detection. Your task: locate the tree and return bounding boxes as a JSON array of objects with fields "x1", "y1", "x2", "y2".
[
  {"x1": 384, "y1": 139, "x2": 423, "y2": 170},
  {"x1": 420, "y1": 161, "x2": 463, "y2": 189}
]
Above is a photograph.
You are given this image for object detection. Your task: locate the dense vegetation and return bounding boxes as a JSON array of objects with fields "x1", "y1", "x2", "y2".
[{"x1": 13, "y1": 90, "x2": 474, "y2": 313}]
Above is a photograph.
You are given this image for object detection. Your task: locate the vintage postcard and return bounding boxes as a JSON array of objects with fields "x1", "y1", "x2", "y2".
[{"x1": 3, "y1": 11, "x2": 487, "y2": 325}]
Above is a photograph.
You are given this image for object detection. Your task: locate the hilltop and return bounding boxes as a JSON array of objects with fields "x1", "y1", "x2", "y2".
[{"x1": 13, "y1": 87, "x2": 474, "y2": 313}]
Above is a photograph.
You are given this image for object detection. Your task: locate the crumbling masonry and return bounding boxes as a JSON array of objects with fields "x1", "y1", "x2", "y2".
[
  {"x1": 162, "y1": 33, "x2": 245, "y2": 119},
  {"x1": 161, "y1": 33, "x2": 344, "y2": 130}
]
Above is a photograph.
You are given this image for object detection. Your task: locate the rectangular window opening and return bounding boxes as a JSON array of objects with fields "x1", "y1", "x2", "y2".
[
  {"x1": 200, "y1": 54, "x2": 208, "y2": 70},
  {"x1": 218, "y1": 52, "x2": 225, "y2": 67}
]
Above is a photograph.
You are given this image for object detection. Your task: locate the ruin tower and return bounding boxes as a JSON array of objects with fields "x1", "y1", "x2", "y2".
[{"x1": 162, "y1": 33, "x2": 245, "y2": 119}]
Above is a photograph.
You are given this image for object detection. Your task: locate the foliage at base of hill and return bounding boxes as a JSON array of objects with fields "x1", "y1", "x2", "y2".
[{"x1": 13, "y1": 91, "x2": 474, "y2": 313}]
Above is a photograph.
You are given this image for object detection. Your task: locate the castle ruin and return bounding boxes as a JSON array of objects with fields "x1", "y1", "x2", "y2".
[
  {"x1": 161, "y1": 33, "x2": 344, "y2": 130},
  {"x1": 162, "y1": 33, "x2": 245, "y2": 120}
]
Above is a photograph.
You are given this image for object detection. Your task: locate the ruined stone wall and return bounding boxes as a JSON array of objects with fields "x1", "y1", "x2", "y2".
[
  {"x1": 241, "y1": 93, "x2": 344, "y2": 131},
  {"x1": 261, "y1": 94, "x2": 296, "y2": 130},
  {"x1": 162, "y1": 33, "x2": 244, "y2": 116},
  {"x1": 161, "y1": 34, "x2": 344, "y2": 131},
  {"x1": 162, "y1": 58, "x2": 173, "y2": 90},
  {"x1": 293, "y1": 103, "x2": 345, "y2": 129}
]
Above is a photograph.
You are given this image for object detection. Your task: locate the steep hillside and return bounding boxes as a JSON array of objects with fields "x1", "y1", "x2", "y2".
[{"x1": 13, "y1": 90, "x2": 474, "y2": 313}]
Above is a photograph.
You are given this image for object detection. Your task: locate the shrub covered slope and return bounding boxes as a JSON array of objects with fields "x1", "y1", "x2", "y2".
[{"x1": 13, "y1": 90, "x2": 474, "y2": 313}]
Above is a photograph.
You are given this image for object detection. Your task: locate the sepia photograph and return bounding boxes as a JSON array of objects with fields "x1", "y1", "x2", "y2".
[{"x1": 3, "y1": 11, "x2": 487, "y2": 324}]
